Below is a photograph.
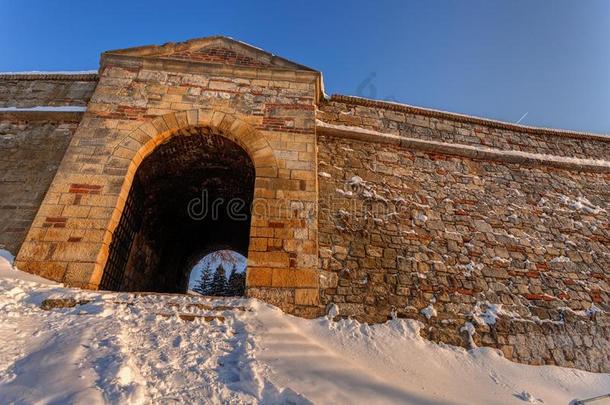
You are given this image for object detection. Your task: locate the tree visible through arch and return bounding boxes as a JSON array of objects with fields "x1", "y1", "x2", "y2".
[
  {"x1": 99, "y1": 127, "x2": 255, "y2": 293},
  {"x1": 189, "y1": 250, "x2": 246, "y2": 296}
]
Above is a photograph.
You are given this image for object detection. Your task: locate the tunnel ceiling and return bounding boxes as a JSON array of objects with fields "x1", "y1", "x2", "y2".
[{"x1": 138, "y1": 127, "x2": 255, "y2": 221}]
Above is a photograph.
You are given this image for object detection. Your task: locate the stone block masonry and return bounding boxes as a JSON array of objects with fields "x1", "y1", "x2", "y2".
[
  {"x1": 316, "y1": 97, "x2": 609, "y2": 372},
  {"x1": 319, "y1": 95, "x2": 610, "y2": 161},
  {"x1": 0, "y1": 73, "x2": 97, "y2": 254},
  {"x1": 3, "y1": 36, "x2": 608, "y2": 373},
  {"x1": 14, "y1": 37, "x2": 323, "y2": 319},
  {"x1": 0, "y1": 74, "x2": 97, "y2": 108},
  {"x1": 0, "y1": 117, "x2": 82, "y2": 254}
]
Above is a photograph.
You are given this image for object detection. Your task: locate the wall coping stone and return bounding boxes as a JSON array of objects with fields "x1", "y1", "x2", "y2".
[
  {"x1": 104, "y1": 35, "x2": 317, "y2": 71},
  {"x1": 0, "y1": 73, "x2": 98, "y2": 81},
  {"x1": 0, "y1": 111, "x2": 85, "y2": 122},
  {"x1": 317, "y1": 120, "x2": 610, "y2": 173},
  {"x1": 329, "y1": 94, "x2": 610, "y2": 143}
]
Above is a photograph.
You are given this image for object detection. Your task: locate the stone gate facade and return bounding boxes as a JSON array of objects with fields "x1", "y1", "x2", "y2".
[{"x1": 1, "y1": 36, "x2": 608, "y2": 372}]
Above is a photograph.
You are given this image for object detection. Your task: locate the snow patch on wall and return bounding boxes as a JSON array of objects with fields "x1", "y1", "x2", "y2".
[
  {"x1": 420, "y1": 304, "x2": 437, "y2": 320},
  {"x1": 560, "y1": 195, "x2": 606, "y2": 214},
  {"x1": 0, "y1": 106, "x2": 87, "y2": 112}
]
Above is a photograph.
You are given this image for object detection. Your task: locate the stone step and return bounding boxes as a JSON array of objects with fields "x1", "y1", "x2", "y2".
[
  {"x1": 40, "y1": 296, "x2": 249, "y2": 315},
  {"x1": 154, "y1": 313, "x2": 226, "y2": 323}
]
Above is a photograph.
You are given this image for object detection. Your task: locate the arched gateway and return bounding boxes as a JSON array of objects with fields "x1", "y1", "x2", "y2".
[
  {"x1": 99, "y1": 123, "x2": 256, "y2": 293},
  {"x1": 94, "y1": 110, "x2": 278, "y2": 292},
  {"x1": 7, "y1": 36, "x2": 609, "y2": 372},
  {"x1": 15, "y1": 37, "x2": 323, "y2": 317}
]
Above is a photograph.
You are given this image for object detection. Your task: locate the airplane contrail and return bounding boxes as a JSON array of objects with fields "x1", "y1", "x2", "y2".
[{"x1": 516, "y1": 112, "x2": 529, "y2": 124}]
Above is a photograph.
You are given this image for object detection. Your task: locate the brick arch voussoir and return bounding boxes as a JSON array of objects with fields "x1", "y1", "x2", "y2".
[
  {"x1": 195, "y1": 109, "x2": 278, "y2": 174},
  {"x1": 115, "y1": 108, "x2": 278, "y2": 203},
  {"x1": 124, "y1": 109, "x2": 278, "y2": 174},
  {"x1": 92, "y1": 109, "x2": 279, "y2": 287},
  {"x1": 108, "y1": 108, "x2": 279, "y2": 240}
]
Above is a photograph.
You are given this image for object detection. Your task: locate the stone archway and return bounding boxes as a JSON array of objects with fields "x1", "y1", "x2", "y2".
[
  {"x1": 99, "y1": 127, "x2": 255, "y2": 292},
  {"x1": 89, "y1": 108, "x2": 280, "y2": 289},
  {"x1": 15, "y1": 105, "x2": 321, "y2": 314}
]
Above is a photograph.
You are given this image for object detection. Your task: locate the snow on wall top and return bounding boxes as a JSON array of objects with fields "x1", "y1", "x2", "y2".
[{"x1": 0, "y1": 71, "x2": 98, "y2": 80}]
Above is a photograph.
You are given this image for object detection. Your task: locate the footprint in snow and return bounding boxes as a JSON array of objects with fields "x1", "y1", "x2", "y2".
[{"x1": 514, "y1": 391, "x2": 543, "y2": 403}]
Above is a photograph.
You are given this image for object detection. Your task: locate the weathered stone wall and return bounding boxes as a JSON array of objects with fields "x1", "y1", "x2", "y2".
[
  {"x1": 0, "y1": 74, "x2": 96, "y2": 254},
  {"x1": 319, "y1": 95, "x2": 610, "y2": 160},
  {"x1": 0, "y1": 118, "x2": 80, "y2": 253},
  {"x1": 0, "y1": 74, "x2": 97, "y2": 108},
  {"x1": 6, "y1": 38, "x2": 608, "y2": 373},
  {"x1": 316, "y1": 97, "x2": 610, "y2": 372}
]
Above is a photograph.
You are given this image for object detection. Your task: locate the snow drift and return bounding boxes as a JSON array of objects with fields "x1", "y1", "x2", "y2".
[{"x1": 0, "y1": 251, "x2": 608, "y2": 404}]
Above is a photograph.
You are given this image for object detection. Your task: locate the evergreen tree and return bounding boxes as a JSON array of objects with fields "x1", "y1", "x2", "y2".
[
  {"x1": 210, "y1": 265, "x2": 227, "y2": 296},
  {"x1": 193, "y1": 263, "x2": 213, "y2": 295},
  {"x1": 227, "y1": 266, "x2": 238, "y2": 296},
  {"x1": 235, "y1": 273, "x2": 246, "y2": 296},
  {"x1": 227, "y1": 265, "x2": 245, "y2": 296}
]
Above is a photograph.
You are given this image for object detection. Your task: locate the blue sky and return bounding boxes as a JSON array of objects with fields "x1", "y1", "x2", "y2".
[{"x1": 1, "y1": 1, "x2": 609, "y2": 133}]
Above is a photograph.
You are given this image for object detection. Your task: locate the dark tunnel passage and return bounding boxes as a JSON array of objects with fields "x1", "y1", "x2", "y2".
[{"x1": 99, "y1": 127, "x2": 255, "y2": 293}]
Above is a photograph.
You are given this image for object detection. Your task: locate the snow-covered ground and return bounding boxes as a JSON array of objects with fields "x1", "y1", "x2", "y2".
[{"x1": 0, "y1": 251, "x2": 608, "y2": 404}]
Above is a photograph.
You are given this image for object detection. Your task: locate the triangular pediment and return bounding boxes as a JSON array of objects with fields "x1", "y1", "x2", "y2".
[{"x1": 104, "y1": 36, "x2": 315, "y2": 71}]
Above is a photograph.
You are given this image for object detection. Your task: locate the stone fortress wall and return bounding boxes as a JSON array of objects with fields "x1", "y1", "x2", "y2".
[
  {"x1": 316, "y1": 96, "x2": 609, "y2": 372},
  {"x1": 0, "y1": 73, "x2": 97, "y2": 108},
  {"x1": 1, "y1": 38, "x2": 608, "y2": 372},
  {"x1": 0, "y1": 74, "x2": 97, "y2": 253},
  {"x1": 11, "y1": 38, "x2": 323, "y2": 319}
]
